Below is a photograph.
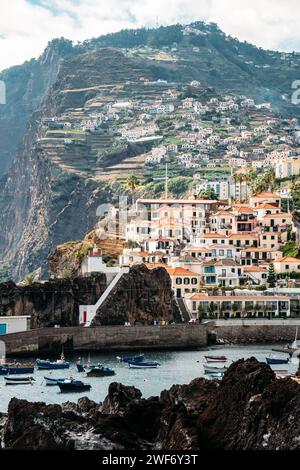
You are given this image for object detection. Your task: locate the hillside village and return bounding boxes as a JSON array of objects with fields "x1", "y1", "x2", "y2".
[
  {"x1": 71, "y1": 189, "x2": 300, "y2": 326},
  {"x1": 32, "y1": 73, "x2": 300, "y2": 326},
  {"x1": 37, "y1": 77, "x2": 300, "y2": 196}
]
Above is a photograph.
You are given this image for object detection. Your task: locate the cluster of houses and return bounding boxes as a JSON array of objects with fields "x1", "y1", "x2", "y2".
[
  {"x1": 111, "y1": 192, "x2": 298, "y2": 320},
  {"x1": 76, "y1": 191, "x2": 300, "y2": 324},
  {"x1": 37, "y1": 75, "x2": 300, "y2": 189}
]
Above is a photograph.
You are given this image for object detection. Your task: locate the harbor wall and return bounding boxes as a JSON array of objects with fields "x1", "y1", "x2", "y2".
[
  {"x1": 1, "y1": 324, "x2": 207, "y2": 357},
  {"x1": 209, "y1": 320, "x2": 300, "y2": 344}
]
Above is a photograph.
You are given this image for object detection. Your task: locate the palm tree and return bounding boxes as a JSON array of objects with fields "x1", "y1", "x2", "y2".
[
  {"x1": 208, "y1": 301, "x2": 216, "y2": 318},
  {"x1": 125, "y1": 175, "x2": 140, "y2": 204},
  {"x1": 264, "y1": 167, "x2": 276, "y2": 191},
  {"x1": 245, "y1": 170, "x2": 256, "y2": 202}
]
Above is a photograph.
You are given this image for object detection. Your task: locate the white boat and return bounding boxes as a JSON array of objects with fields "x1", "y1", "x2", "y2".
[
  {"x1": 5, "y1": 376, "x2": 35, "y2": 385},
  {"x1": 44, "y1": 376, "x2": 67, "y2": 386},
  {"x1": 128, "y1": 360, "x2": 160, "y2": 369},
  {"x1": 291, "y1": 327, "x2": 299, "y2": 349},
  {"x1": 203, "y1": 364, "x2": 228, "y2": 374}
]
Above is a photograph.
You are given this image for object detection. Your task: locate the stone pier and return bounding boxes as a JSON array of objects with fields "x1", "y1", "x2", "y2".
[{"x1": 1, "y1": 324, "x2": 207, "y2": 357}]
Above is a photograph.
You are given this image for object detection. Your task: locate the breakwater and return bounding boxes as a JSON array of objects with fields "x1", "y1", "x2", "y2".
[
  {"x1": 209, "y1": 319, "x2": 300, "y2": 345},
  {"x1": 2, "y1": 324, "x2": 207, "y2": 357}
]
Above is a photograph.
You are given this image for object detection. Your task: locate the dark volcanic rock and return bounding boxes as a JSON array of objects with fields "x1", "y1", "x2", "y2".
[
  {"x1": 2, "y1": 359, "x2": 300, "y2": 450},
  {"x1": 0, "y1": 274, "x2": 106, "y2": 328},
  {"x1": 0, "y1": 265, "x2": 180, "y2": 327},
  {"x1": 101, "y1": 382, "x2": 142, "y2": 415},
  {"x1": 93, "y1": 264, "x2": 181, "y2": 325}
]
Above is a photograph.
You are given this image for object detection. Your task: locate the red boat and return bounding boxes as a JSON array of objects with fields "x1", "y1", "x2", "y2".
[{"x1": 204, "y1": 355, "x2": 227, "y2": 363}]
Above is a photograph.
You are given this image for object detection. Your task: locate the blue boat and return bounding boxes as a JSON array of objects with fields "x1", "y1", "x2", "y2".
[
  {"x1": 0, "y1": 364, "x2": 34, "y2": 375},
  {"x1": 58, "y1": 379, "x2": 91, "y2": 393},
  {"x1": 128, "y1": 360, "x2": 160, "y2": 369},
  {"x1": 87, "y1": 365, "x2": 115, "y2": 377},
  {"x1": 266, "y1": 357, "x2": 289, "y2": 365},
  {"x1": 117, "y1": 354, "x2": 145, "y2": 363},
  {"x1": 35, "y1": 359, "x2": 70, "y2": 370},
  {"x1": 76, "y1": 363, "x2": 85, "y2": 372}
]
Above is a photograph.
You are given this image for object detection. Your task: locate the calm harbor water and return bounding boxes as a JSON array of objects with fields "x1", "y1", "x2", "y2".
[{"x1": 0, "y1": 344, "x2": 298, "y2": 413}]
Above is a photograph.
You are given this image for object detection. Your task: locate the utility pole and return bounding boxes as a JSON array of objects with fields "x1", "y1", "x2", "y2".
[{"x1": 165, "y1": 162, "x2": 168, "y2": 199}]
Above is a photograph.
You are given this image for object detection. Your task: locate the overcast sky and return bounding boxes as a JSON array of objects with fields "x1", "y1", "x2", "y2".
[{"x1": 1, "y1": 0, "x2": 300, "y2": 72}]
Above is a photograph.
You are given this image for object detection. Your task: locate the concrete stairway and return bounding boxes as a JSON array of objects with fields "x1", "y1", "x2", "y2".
[{"x1": 176, "y1": 298, "x2": 191, "y2": 323}]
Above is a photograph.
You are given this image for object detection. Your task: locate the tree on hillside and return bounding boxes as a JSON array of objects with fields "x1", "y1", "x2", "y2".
[
  {"x1": 124, "y1": 175, "x2": 141, "y2": 204},
  {"x1": 267, "y1": 263, "x2": 277, "y2": 288},
  {"x1": 197, "y1": 187, "x2": 219, "y2": 200}
]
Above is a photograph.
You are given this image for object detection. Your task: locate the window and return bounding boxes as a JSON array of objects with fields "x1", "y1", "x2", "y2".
[
  {"x1": 184, "y1": 278, "x2": 190, "y2": 285},
  {"x1": 219, "y1": 250, "x2": 224, "y2": 256},
  {"x1": 191, "y1": 278, "x2": 197, "y2": 285},
  {"x1": 176, "y1": 278, "x2": 182, "y2": 285},
  {"x1": 192, "y1": 301, "x2": 197, "y2": 311}
]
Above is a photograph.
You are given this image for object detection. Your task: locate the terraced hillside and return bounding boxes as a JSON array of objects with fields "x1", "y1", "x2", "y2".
[{"x1": 1, "y1": 21, "x2": 300, "y2": 281}]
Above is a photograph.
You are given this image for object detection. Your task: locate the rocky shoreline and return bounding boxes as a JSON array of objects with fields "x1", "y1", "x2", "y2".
[{"x1": 1, "y1": 358, "x2": 299, "y2": 450}]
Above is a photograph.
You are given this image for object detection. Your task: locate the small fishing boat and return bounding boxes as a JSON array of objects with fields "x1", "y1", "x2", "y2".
[
  {"x1": 204, "y1": 355, "x2": 227, "y2": 363},
  {"x1": 0, "y1": 364, "x2": 34, "y2": 375},
  {"x1": 58, "y1": 379, "x2": 91, "y2": 393},
  {"x1": 207, "y1": 373, "x2": 224, "y2": 379},
  {"x1": 36, "y1": 353, "x2": 70, "y2": 370},
  {"x1": 87, "y1": 365, "x2": 115, "y2": 377},
  {"x1": 5, "y1": 376, "x2": 35, "y2": 385},
  {"x1": 117, "y1": 354, "x2": 144, "y2": 363},
  {"x1": 128, "y1": 360, "x2": 160, "y2": 369},
  {"x1": 266, "y1": 356, "x2": 289, "y2": 365},
  {"x1": 44, "y1": 376, "x2": 67, "y2": 386},
  {"x1": 76, "y1": 363, "x2": 85, "y2": 373},
  {"x1": 203, "y1": 364, "x2": 228, "y2": 374}
]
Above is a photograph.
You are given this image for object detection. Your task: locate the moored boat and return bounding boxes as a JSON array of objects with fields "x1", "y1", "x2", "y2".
[
  {"x1": 204, "y1": 355, "x2": 227, "y2": 363},
  {"x1": 207, "y1": 373, "x2": 224, "y2": 379},
  {"x1": 203, "y1": 364, "x2": 228, "y2": 374},
  {"x1": 266, "y1": 356, "x2": 289, "y2": 365},
  {"x1": 44, "y1": 376, "x2": 67, "y2": 386},
  {"x1": 87, "y1": 365, "x2": 115, "y2": 377},
  {"x1": 128, "y1": 360, "x2": 160, "y2": 369},
  {"x1": 0, "y1": 364, "x2": 34, "y2": 375},
  {"x1": 117, "y1": 354, "x2": 145, "y2": 363},
  {"x1": 76, "y1": 363, "x2": 85, "y2": 373},
  {"x1": 58, "y1": 379, "x2": 91, "y2": 393},
  {"x1": 36, "y1": 359, "x2": 70, "y2": 370},
  {"x1": 5, "y1": 376, "x2": 35, "y2": 385}
]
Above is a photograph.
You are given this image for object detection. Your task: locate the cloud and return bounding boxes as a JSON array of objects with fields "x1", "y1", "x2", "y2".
[{"x1": 1, "y1": 0, "x2": 300, "y2": 71}]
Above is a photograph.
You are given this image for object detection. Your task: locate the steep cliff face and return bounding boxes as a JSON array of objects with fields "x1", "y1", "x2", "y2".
[
  {"x1": 1, "y1": 358, "x2": 299, "y2": 450},
  {"x1": 0, "y1": 47, "x2": 153, "y2": 281},
  {"x1": 92, "y1": 264, "x2": 181, "y2": 325},
  {"x1": 0, "y1": 274, "x2": 107, "y2": 328},
  {"x1": 0, "y1": 38, "x2": 74, "y2": 176}
]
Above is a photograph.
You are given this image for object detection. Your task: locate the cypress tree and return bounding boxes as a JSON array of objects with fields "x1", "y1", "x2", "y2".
[{"x1": 267, "y1": 263, "x2": 277, "y2": 288}]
